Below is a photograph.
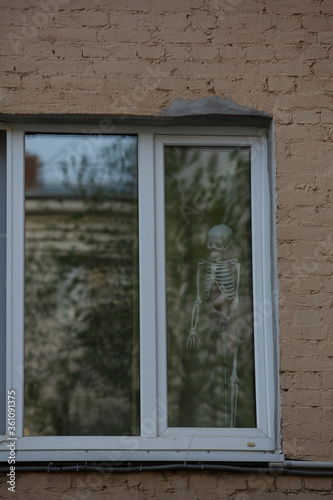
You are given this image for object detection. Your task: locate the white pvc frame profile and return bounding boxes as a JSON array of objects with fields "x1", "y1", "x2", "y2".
[
  {"x1": 154, "y1": 135, "x2": 275, "y2": 445},
  {"x1": 0, "y1": 124, "x2": 281, "y2": 463}
]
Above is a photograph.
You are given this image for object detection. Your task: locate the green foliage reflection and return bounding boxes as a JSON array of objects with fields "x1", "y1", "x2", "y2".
[{"x1": 165, "y1": 146, "x2": 256, "y2": 428}]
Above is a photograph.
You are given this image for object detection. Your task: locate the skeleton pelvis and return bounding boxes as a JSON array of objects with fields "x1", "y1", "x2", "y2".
[{"x1": 206, "y1": 284, "x2": 227, "y2": 304}]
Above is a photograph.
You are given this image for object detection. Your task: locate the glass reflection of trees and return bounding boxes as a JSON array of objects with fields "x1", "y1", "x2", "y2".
[
  {"x1": 165, "y1": 147, "x2": 256, "y2": 429},
  {"x1": 24, "y1": 135, "x2": 139, "y2": 436}
]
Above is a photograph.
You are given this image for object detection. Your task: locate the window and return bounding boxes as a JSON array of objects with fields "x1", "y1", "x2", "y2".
[{"x1": 0, "y1": 123, "x2": 281, "y2": 462}]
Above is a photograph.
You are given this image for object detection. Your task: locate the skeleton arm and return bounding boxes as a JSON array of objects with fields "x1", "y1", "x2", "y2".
[{"x1": 187, "y1": 260, "x2": 206, "y2": 348}]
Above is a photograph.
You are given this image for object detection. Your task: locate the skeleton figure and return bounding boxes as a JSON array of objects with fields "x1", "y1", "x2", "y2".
[{"x1": 187, "y1": 224, "x2": 241, "y2": 427}]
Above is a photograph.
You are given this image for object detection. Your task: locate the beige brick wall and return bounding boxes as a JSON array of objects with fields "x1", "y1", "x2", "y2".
[
  {"x1": 0, "y1": 470, "x2": 333, "y2": 499},
  {"x1": 0, "y1": 0, "x2": 332, "y2": 497}
]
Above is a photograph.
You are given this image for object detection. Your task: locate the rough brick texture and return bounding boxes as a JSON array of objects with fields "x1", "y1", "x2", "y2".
[
  {"x1": 0, "y1": 471, "x2": 332, "y2": 499},
  {"x1": 0, "y1": 0, "x2": 332, "y2": 497}
]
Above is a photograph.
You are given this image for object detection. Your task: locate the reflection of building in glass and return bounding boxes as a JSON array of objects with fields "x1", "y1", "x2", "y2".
[
  {"x1": 25, "y1": 155, "x2": 39, "y2": 191},
  {"x1": 24, "y1": 137, "x2": 139, "y2": 437}
]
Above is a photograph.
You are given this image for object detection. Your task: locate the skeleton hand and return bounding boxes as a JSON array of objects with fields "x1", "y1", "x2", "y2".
[
  {"x1": 219, "y1": 328, "x2": 239, "y2": 352},
  {"x1": 187, "y1": 329, "x2": 200, "y2": 349}
]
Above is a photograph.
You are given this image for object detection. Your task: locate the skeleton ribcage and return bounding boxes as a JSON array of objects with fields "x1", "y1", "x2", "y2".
[{"x1": 204, "y1": 261, "x2": 236, "y2": 301}]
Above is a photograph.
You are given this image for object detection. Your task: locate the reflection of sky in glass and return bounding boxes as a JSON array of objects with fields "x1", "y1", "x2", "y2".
[
  {"x1": 25, "y1": 134, "x2": 136, "y2": 190},
  {"x1": 174, "y1": 148, "x2": 239, "y2": 189}
]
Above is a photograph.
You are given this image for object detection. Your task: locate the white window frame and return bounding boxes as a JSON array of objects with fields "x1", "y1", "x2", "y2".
[{"x1": 0, "y1": 123, "x2": 282, "y2": 463}]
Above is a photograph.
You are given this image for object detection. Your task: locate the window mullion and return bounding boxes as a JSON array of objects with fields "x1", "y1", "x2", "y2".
[
  {"x1": 138, "y1": 133, "x2": 159, "y2": 437},
  {"x1": 154, "y1": 138, "x2": 168, "y2": 435}
]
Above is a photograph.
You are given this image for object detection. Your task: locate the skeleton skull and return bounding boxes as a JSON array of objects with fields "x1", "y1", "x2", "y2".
[{"x1": 207, "y1": 224, "x2": 233, "y2": 261}]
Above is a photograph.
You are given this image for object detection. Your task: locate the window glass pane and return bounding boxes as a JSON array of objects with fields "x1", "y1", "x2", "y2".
[
  {"x1": 24, "y1": 134, "x2": 139, "y2": 436},
  {"x1": 165, "y1": 146, "x2": 256, "y2": 428}
]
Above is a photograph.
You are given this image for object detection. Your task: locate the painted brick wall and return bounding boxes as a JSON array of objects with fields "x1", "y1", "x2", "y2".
[{"x1": 0, "y1": 0, "x2": 332, "y2": 497}]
